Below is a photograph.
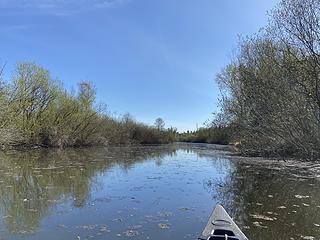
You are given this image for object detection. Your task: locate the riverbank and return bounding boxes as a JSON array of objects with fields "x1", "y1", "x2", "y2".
[
  {"x1": 212, "y1": 0, "x2": 320, "y2": 160},
  {"x1": 0, "y1": 63, "x2": 177, "y2": 149},
  {"x1": 178, "y1": 127, "x2": 232, "y2": 145}
]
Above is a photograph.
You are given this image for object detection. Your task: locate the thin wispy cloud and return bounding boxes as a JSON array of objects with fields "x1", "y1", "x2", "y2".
[{"x1": 0, "y1": 0, "x2": 130, "y2": 16}]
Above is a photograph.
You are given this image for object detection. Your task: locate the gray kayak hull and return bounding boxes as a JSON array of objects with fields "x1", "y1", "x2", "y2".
[{"x1": 199, "y1": 205, "x2": 248, "y2": 240}]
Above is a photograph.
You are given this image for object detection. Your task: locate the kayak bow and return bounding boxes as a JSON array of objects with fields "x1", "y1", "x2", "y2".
[{"x1": 199, "y1": 205, "x2": 248, "y2": 240}]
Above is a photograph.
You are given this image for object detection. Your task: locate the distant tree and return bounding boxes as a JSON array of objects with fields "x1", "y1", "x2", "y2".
[
  {"x1": 122, "y1": 113, "x2": 134, "y2": 124},
  {"x1": 154, "y1": 117, "x2": 165, "y2": 130},
  {"x1": 78, "y1": 81, "x2": 96, "y2": 108}
]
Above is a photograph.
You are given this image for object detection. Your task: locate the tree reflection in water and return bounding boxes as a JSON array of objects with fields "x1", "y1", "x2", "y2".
[
  {"x1": 204, "y1": 159, "x2": 320, "y2": 239},
  {"x1": 0, "y1": 144, "x2": 319, "y2": 240},
  {"x1": 0, "y1": 145, "x2": 177, "y2": 234}
]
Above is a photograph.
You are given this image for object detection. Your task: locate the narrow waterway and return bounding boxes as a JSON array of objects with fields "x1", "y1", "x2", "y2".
[{"x1": 0, "y1": 143, "x2": 319, "y2": 240}]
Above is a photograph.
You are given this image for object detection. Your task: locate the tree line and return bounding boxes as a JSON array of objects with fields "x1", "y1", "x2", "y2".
[
  {"x1": 0, "y1": 63, "x2": 177, "y2": 149},
  {"x1": 215, "y1": 0, "x2": 320, "y2": 159},
  {"x1": 178, "y1": 115, "x2": 232, "y2": 145}
]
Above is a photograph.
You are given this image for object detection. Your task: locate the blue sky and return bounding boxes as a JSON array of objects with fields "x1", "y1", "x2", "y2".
[{"x1": 0, "y1": 0, "x2": 278, "y2": 131}]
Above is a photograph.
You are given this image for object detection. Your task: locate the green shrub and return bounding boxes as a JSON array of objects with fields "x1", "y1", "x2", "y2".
[{"x1": 0, "y1": 63, "x2": 177, "y2": 148}]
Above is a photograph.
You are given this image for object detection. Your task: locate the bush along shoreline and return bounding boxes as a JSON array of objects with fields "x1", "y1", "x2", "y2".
[
  {"x1": 0, "y1": 63, "x2": 177, "y2": 149},
  {"x1": 214, "y1": 0, "x2": 320, "y2": 160},
  {"x1": 178, "y1": 126, "x2": 232, "y2": 145}
]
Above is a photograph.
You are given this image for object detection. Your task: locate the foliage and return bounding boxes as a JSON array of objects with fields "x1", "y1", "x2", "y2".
[
  {"x1": 215, "y1": 0, "x2": 320, "y2": 159},
  {"x1": 178, "y1": 126, "x2": 232, "y2": 145},
  {"x1": 0, "y1": 63, "x2": 177, "y2": 149}
]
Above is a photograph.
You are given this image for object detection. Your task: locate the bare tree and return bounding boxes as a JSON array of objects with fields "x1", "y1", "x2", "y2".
[{"x1": 154, "y1": 117, "x2": 165, "y2": 131}]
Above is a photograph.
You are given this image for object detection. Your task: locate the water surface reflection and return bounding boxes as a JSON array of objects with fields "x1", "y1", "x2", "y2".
[{"x1": 0, "y1": 144, "x2": 319, "y2": 239}]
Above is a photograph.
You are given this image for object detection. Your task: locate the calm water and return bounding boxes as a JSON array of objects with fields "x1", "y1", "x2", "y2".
[{"x1": 0, "y1": 143, "x2": 319, "y2": 240}]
